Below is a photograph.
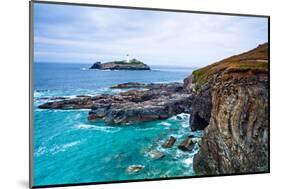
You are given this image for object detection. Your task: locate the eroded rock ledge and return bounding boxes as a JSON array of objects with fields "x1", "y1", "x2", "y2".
[
  {"x1": 184, "y1": 43, "x2": 269, "y2": 174},
  {"x1": 38, "y1": 82, "x2": 193, "y2": 124}
]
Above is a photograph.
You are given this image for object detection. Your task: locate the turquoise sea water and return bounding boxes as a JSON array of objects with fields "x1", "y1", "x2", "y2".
[{"x1": 33, "y1": 63, "x2": 202, "y2": 186}]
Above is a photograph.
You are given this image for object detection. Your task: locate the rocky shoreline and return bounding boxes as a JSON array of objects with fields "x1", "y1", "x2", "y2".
[
  {"x1": 38, "y1": 82, "x2": 193, "y2": 124},
  {"x1": 38, "y1": 43, "x2": 269, "y2": 175}
]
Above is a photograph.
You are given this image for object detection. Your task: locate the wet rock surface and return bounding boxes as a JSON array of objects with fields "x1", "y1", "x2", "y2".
[
  {"x1": 126, "y1": 165, "x2": 144, "y2": 174},
  {"x1": 161, "y1": 136, "x2": 176, "y2": 148},
  {"x1": 38, "y1": 82, "x2": 193, "y2": 125},
  {"x1": 178, "y1": 136, "x2": 196, "y2": 152}
]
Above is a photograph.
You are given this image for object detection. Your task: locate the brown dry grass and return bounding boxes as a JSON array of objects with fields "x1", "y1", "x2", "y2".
[{"x1": 192, "y1": 43, "x2": 268, "y2": 85}]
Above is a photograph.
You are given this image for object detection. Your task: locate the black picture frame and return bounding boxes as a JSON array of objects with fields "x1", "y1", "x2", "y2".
[{"x1": 29, "y1": 1, "x2": 270, "y2": 188}]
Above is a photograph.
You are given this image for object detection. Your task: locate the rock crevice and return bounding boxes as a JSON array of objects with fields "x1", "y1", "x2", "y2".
[{"x1": 184, "y1": 43, "x2": 269, "y2": 174}]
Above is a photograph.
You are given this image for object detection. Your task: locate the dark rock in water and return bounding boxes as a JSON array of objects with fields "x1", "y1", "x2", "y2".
[
  {"x1": 110, "y1": 82, "x2": 147, "y2": 89},
  {"x1": 88, "y1": 103, "x2": 111, "y2": 119},
  {"x1": 76, "y1": 95, "x2": 91, "y2": 98},
  {"x1": 110, "y1": 82, "x2": 183, "y2": 91},
  {"x1": 162, "y1": 136, "x2": 176, "y2": 148},
  {"x1": 36, "y1": 97, "x2": 69, "y2": 101},
  {"x1": 148, "y1": 150, "x2": 165, "y2": 159},
  {"x1": 178, "y1": 136, "x2": 196, "y2": 152},
  {"x1": 38, "y1": 82, "x2": 193, "y2": 125},
  {"x1": 176, "y1": 115, "x2": 182, "y2": 120},
  {"x1": 184, "y1": 43, "x2": 269, "y2": 174},
  {"x1": 126, "y1": 165, "x2": 144, "y2": 173},
  {"x1": 38, "y1": 96, "x2": 94, "y2": 109},
  {"x1": 89, "y1": 60, "x2": 150, "y2": 70},
  {"x1": 90, "y1": 61, "x2": 101, "y2": 69}
]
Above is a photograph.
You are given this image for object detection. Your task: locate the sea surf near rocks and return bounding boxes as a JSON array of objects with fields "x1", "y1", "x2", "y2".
[{"x1": 38, "y1": 43, "x2": 269, "y2": 175}]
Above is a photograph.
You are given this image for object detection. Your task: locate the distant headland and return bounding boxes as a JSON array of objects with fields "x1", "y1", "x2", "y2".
[{"x1": 89, "y1": 55, "x2": 150, "y2": 70}]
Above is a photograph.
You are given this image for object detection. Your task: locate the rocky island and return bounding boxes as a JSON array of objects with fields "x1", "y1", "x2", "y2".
[
  {"x1": 38, "y1": 43, "x2": 269, "y2": 175},
  {"x1": 90, "y1": 58, "x2": 150, "y2": 70}
]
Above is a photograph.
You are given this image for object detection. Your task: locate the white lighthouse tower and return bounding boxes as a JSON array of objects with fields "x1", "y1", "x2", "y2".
[{"x1": 126, "y1": 54, "x2": 130, "y2": 63}]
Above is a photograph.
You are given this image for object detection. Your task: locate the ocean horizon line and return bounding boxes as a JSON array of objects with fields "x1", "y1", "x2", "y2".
[{"x1": 34, "y1": 61, "x2": 198, "y2": 70}]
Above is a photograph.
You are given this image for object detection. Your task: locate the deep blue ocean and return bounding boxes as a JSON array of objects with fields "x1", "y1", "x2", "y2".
[{"x1": 33, "y1": 63, "x2": 202, "y2": 186}]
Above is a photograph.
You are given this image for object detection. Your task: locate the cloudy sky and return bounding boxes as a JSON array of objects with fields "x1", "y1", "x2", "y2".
[{"x1": 34, "y1": 3, "x2": 268, "y2": 67}]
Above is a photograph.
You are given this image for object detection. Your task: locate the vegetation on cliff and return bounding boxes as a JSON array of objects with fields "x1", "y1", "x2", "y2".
[
  {"x1": 114, "y1": 59, "x2": 144, "y2": 65},
  {"x1": 185, "y1": 43, "x2": 269, "y2": 175},
  {"x1": 192, "y1": 43, "x2": 268, "y2": 87}
]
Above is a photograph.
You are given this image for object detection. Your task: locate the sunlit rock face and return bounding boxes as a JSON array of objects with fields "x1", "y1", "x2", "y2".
[{"x1": 184, "y1": 43, "x2": 269, "y2": 174}]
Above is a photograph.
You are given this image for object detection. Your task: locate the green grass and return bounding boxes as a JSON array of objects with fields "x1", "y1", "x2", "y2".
[
  {"x1": 191, "y1": 43, "x2": 268, "y2": 90},
  {"x1": 192, "y1": 61, "x2": 268, "y2": 86},
  {"x1": 225, "y1": 61, "x2": 268, "y2": 73},
  {"x1": 192, "y1": 68, "x2": 208, "y2": 85},
  {"x1": 114, "y1": 59, "x2": 144, "y2": 64}
]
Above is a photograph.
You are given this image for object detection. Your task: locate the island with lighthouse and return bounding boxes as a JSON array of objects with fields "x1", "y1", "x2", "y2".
[{"x1": 89, "y1": 54, "x2": 151, "y2": 70}]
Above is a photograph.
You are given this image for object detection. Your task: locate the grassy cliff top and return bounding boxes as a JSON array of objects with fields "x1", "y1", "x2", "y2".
[
  {"x1": 192, "y1": 43, "x2": 269, "y2": 85},
  {"x1": 114, "y1": 59, "x2": 144, "y2": 65}
]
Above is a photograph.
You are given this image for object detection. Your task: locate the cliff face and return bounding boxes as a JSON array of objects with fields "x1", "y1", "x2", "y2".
[{"x1": 184, "y1": 43, "x2": 269, "y2": 174}]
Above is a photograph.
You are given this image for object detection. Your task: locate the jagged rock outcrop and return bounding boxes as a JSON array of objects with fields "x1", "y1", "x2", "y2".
[
  {"x1": 90, "y1": 61, "x2": 101, "y2": 69},
  {"x1": 89, "y1": 60, "x2": 150, "y2": 70},
  {"x1": 38, "y1": 82, "x2": 193, "y2": 124},
  {"x1": 184, "y1": 43, "x2": 269, "y2": 174},
  {"x1": 178, "y1": 135, "x2": 196, "y2": 152}
]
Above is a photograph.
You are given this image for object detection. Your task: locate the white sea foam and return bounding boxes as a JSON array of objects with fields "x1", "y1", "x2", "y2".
[
  {"x1": 181, "y1": 122, "x2": 189, "y2": 128},
  {"x1": 35, "y1": 140, "x2": 82, "y2": 156},
  {"x1": 158, "y1": 122, "x2": 171, "y2": 127},
  {"x1": 35, "y1": 109, "x2": 48, "y2": 112},
  {"x1": 172, "y1": 113, "x2": 190, "y2": 120},
  {"x1": 183, "y1": 157, "x2": 193, "y2": 166},
  {"x1": 136, "y1": 127, "x2": 155, "y2": 131},
  {"x1": 73, "y1": 113, "x2": 82, "y2": 119},
  {"x1": 62, "y1": 141, "x2": 81, "y2": 148},
  {"x1": 34, "y1": 91, "x2": 43, "y2": 98},
  {"x1": 50, "y1": 140, "x2": 82, "y2": 154},
  {"x1": 34, "y1": 146, "x2": 47, "y2": 156},
  {"x1": 66, "y1": 95, "x2": 78, "y2": 99},
  {"x1": 76, "y1": 124, "x2": 121, "y2": 133},
  {"x1": 76, "y1": 124, "x2": 95, "y2": 129},
  {"x1": 51, "y1": 109, "x2": 89, "y2": 113}
]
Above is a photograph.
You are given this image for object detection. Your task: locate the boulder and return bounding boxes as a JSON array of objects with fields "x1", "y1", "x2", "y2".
[
  {"x1": 178, "y1": 136, "x2": 196, "y2": 152},
  {"x1": 162, "y1": 136, "x2": 176, "y2": 148},
  {"x1": 126, "y1": 165, "x2": 144, "y2": 174}
]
